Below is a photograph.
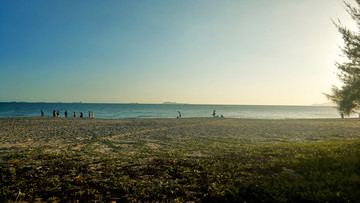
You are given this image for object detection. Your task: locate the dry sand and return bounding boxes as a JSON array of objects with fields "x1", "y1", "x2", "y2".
[{"x1": 1, "y1": 117, "x2": 360, "y2": 157}]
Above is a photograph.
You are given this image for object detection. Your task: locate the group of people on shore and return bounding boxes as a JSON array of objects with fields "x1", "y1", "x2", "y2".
[
  {"x1": 176, "y1": 110, "x2": 224, "y2": 119},
  {"x1": 41, "y1": 110, "x2": 224, "y2": 119},
  {"x1": 212, "y1": 110, "x2": 225, "y2": 118},
  {"x1": 41, "y1": 110, "x2": 94, "y2": 119}
]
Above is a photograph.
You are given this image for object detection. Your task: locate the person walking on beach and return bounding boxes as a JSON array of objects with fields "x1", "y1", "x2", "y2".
[
  {"x1": 41, "y1": 110, "x2": 44, "y2": 117},
  {"x1": 80, "y1": 112, "x2": 83, "y2": 118},
  {"x1": 53, "y1": 110, "x2": 56, "y2": 117},
  {"x1": 74, "y1": 112, "x2": 77, "y2": 118},
  {"x1": 65, "y1": 110, "x2": 68, "y2": 118}
]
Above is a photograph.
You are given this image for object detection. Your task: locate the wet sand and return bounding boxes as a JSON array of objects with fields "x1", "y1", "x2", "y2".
[{"x1": 1, "y1": 117, "x2": 360, "y2": 157}]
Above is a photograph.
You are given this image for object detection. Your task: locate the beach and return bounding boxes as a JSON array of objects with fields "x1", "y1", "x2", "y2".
[
  {"x1": 1, "y1": 117, "x2": 360, "y2": 157},
  {"x1": 1, "y1": 117, "x2": 360, "y2": 202}
]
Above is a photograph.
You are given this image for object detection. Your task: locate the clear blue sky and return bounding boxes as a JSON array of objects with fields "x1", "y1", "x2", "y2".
[{"x1": 0, "y1": 0, "x2": 356, "y2": 105}]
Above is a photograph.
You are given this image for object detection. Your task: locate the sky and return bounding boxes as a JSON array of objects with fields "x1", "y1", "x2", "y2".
[{"x1": 0, "y1": 0, "x2": 358, "y2": 105}]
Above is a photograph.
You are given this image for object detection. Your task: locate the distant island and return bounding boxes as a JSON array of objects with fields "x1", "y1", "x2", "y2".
[
  {"x1": 311, "y1": 102, "x2": 336, "y2": 106},
  {"x1": 162, "y1": 102, "x2": 188, "y2": 105}
]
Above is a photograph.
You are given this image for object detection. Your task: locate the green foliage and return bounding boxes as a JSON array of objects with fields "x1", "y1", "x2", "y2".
[
  {"x1": 1, "y1": 140, "x2": 359, "y2": 202},
  {"x1": 326, "y1": 1, "x2": 360, "y2": 115}
]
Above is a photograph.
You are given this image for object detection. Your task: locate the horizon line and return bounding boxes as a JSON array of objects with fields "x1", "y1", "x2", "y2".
[{"x1": 0, "y1": 101, "x2": 335, "y2": 107}]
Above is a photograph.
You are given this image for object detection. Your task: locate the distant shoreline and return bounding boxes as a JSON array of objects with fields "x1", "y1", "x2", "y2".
[
  {"x1": 0, "y1": 116, "x2": 350, "y2": 121},
  {"x1": 0, "y1": 103, "x2": 342, "y2": 119},
  {"x1": 0, "y1": 116, "x2": 353, "y2": 121}
]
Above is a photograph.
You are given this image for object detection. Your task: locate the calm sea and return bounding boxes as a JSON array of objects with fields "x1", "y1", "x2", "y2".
[{"x1": 0, "y1": 102, "x2": 341, "y2": 119}]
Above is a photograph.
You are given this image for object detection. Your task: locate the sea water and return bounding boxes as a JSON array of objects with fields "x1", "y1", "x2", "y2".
[{"x1": 0, "y1": 102, "x2": 342, "y2": 119}]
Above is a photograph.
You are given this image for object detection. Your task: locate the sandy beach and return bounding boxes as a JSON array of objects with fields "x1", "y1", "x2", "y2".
[
  {"x1": 1, "y1": 117, "x2": 360, "y2": 202},
  {"x1": 1, "y1": 117, "x2": 360, "y2": 157}
]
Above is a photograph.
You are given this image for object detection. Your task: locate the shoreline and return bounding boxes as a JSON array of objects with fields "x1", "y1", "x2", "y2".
[
  {"x1": 0, "y1": 103, "x2": 342, "y2": 119},
  {"x1": 0, "y1": 116, "x2": 356, "y2": 120}
]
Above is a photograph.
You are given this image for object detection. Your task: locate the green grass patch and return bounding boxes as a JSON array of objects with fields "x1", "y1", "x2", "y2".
[{"x1": 1, "y1": 140, "x2": 359, "y2": 202}]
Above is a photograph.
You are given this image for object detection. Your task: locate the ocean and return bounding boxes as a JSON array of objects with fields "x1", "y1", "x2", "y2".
[{"x1": 0, "y1": 102, "x2": 342, "y2": 119}]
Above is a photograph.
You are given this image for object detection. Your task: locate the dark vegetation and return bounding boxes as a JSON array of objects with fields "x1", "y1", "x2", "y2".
[{"x1": 1, "y1": 139, "x2": 359, "y2": 202}]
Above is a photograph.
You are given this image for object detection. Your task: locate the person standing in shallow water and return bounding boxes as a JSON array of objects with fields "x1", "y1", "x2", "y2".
[
  {"x1": 89, "y1": 111, "x2": 91, "y2": 118},
  {"x1": 74, "y1": 112, "x2": 77, "y2": 118},
  {"x1": 212, "y1": 110, "x2": 216, "y2": 117},
  {"x1": 57, "y1": 110, "x2": 60, "y2": 117},
  {"x1": 65, "y1": 110, "x2": 68, "y2": 118},
  {"x1": 53, "y1": 110, "x2": 56, "y2": 117},
  {"x1": 41, "y1": 110, "x2": 44, "y2": 117},
  {"x1": 80, "y1": 112, "x2": 83, "y2": 118}
]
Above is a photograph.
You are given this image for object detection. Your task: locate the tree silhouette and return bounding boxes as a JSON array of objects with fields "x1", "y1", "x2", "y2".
[{"x1": 326, "y1": 1, "x2": 360, "y2": 116}]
